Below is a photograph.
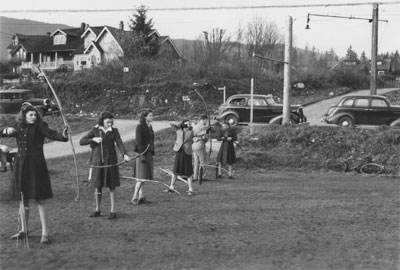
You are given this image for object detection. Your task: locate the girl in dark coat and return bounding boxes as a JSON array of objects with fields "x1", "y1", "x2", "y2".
[
  {"x1": 0, "y1": 103, "x2": 69, "y2": 244},
  {"x1": 216, "y1": 122, "x2": 237, "y2": 179},
  {"x1": 131, "y1": 109, "x2": 155, "y2": 205},
  {"x1": 79, "y1": 112, "x2": 130, "y2": 219}
]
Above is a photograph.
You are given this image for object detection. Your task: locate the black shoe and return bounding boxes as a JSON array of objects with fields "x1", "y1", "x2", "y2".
[
  {"x1": 138, "y1": 197, "x2": 147, "y2": 204},
  {"x1": 89, "y1": 211, "x2": 101, "y2": 217},
  {"x1": 228, "y1": 175, "x2": 233, "y2": 179},
  {"x1": 107, "y1": 212, "x2": 117, "y2": 219},
  {"x1": 10, "y1": 231, "x2": 28, "y2": 240},
  {"x1": 217, "y1": 174, "x2": 222, "y2": 179},
  {"x1": 163, "y1": 188, "x2": 174, "y2": 193}
]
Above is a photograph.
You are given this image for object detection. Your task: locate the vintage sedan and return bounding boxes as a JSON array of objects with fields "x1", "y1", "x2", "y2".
[
  {"x1": 322, "y1": 95, "x2": 400, "y2": 127},
  {"x1": 217, "y1": 94, "x2": 307, "y2": 126},
  {"x1": 0, "y1": 89, "x2": 60, "y2": 116}
]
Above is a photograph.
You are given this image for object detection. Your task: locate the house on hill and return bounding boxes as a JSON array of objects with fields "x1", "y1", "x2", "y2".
[
  {"x1": 7, "y1": 21, "x2": 182, "y2": 72},
  {"x1": 73, "y1": 23, "x2": 182, "y2": 71},
  {"x1": 376, "y1": 59, "x2": 391, "y2": 75},
  {"x1": 8, "y1": 23, "x2": 87, "y2": 72}
]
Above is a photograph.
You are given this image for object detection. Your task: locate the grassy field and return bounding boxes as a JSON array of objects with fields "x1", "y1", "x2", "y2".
[{"x1": 0, "y1": 146, "x2": 399, "y2": 269}]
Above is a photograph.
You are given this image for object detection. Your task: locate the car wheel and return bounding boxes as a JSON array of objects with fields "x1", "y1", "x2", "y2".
[
  {"x1": 338, "y1": 116, "x2": 354, "y2": 127},
  {"x1": 225, "y1": 114, "x2": 238, "y2": 126}
]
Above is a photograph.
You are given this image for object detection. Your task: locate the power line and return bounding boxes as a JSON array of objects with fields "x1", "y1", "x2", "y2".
[{"x1": 0, "y1": 2, "x2": 400, "y2": 13}]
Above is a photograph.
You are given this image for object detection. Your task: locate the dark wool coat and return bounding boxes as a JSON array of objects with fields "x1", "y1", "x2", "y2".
[
  {"x1": 133, "y1": 122, "x2": 155, "y2": 180},
  {"x1": 79, "y1": 126, "x2": 127, "y2": 189},
  {"x1": 134, "y1": 122, "x2": 155, "y2": 156},
  {"x1": 216, "y1": 127, "x2": 237, "y2": 165},
  {"x1": 0, "y1": 122, "x2": 68, "y2": 201}
]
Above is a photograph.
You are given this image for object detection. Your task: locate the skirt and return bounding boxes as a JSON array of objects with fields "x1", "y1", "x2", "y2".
[
  {"x1": 134, "y1": 152, "x2": 154, "y2": 180},
  {"x1": 217, "y1": 141, "x2": 237, "y2": 166},
  {"x1": 173, "y1": 148, "x2": 193, "y2": 177}
]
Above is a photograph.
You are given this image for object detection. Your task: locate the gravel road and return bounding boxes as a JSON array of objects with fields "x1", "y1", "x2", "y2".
[
  {"x1": 43, "y1": 120, "x2": 170, "y2": 159},
  {"x1": 303, "y1": 87, "x2": 399, "y2": 125}
]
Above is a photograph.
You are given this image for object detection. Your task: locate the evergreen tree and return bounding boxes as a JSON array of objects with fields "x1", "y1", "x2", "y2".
[
  {"x1": 129, "y1": 5, "x2": 154, "y2": 35},
  {"x1": 360, "y1": 51, "x2": 367, "y2": 62},
  {"x1": 127, "y1": 6, "x2": 159, "y2": 57},
  {"x1": 346, "y1": 45, "x2": 358, "y2": 61}
]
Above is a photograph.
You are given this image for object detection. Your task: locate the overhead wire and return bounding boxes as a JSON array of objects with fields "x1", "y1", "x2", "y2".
[{"x1": 0, "y1": 1, "x2": 399, "y2": 13}]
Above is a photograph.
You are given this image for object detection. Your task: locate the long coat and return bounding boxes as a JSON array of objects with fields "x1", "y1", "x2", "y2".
[
  {"x1": 0, "y1": 122, "x2": 68, "y2": 201},
  {"x1": 79, "y1": 126, "x2": 127, "y2": 189},
  {"x1": 133, "y1": 122, "x2": 155, "y2": 180},
  {"x1": 216, "y1": 127, "x2": 237, "y2": 165}
]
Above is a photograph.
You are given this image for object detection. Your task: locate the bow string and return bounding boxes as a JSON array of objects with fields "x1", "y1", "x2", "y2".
[{"x1": 32, "y1": 65, "x2": 80, "y2": 202}]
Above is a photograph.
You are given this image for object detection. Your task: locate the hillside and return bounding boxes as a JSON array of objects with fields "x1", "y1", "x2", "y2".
[{"x1": 0, "y1": 16, "x2": 71, "y2": 60}]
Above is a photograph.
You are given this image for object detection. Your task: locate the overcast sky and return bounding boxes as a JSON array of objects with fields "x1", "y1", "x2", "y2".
[{"x1": 1, "y1": 0, "x2": 399, "y2": 57}]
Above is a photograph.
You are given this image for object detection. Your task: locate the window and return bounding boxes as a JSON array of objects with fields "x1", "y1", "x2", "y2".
[
  {"x1": 248, "y1": 98, "x2": 267, "y2": 106},
  {"x1": 371, "y1": 99, "x2": 388, "y2": 107},
  {"x1": 229, "y1": 98, "x2": 246, "y2": 106},
  {"x1": 354, "y1": 98, "x2": 369, "y2": 107},
  {"x1": 342, "y1": 98, "x2": 354, "y2": 106},
  {"x1": 54, "y1": 35, "x2": 66, "y2": 45}
]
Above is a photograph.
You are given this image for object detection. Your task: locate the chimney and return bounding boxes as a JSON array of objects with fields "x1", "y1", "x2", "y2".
[
  {"x1": 85, "y1": 24, "x2": 89, "y2": 30},
  {"x1": 46, "y1": 32, "x2": 51, "y2": 36},
  {"x1": 119, "y1": 21, "x2": 124, "y2": 31},
  {"x1": 81, "y1": 22, "x2": 86, "y2": 30}
]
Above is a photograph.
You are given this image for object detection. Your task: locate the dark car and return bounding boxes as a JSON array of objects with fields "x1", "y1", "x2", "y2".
[
  {"x1": 0, "y1": 89, "x2": 60, "y2": 116},
  {"x1": 322, "y1": 95, "x2": 400, "y2": 127},
  {"x1": 217, "y1": 94, "x2": 307, "y2": 126}
]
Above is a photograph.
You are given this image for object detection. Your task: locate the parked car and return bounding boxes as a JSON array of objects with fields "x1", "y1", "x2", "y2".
[
  {"x1": 0, "y1": 89, "x2": 60, "y2": 116},
  {"x1": 322, "y1": 95, "x2": 400, "y2": 127},
  {"x1": 217, "y1": 94, "x2": 307, "y2": 126}
]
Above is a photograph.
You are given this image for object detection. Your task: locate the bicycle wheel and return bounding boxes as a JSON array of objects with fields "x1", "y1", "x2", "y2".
[
  {"x1": 360, "y1": 163, "x2": 384, "y2": 175},
  {"x1": 326, "y1": 159, "x2": 347, "y2": 172}
]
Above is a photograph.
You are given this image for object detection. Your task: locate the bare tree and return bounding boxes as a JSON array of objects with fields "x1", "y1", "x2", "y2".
[
  {"x1": 245, "y1": 17, "x2": 283, "y2": 59},
  {"x1": 199, "y1": 28, "x2": 233, "y2": 65}
]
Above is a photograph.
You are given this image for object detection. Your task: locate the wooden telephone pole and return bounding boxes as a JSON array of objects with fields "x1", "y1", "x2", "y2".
[
  {"x1": 370, "y1": 3, "x2": 379, "y2": 95},
  {"x1": 282, "y1": 16, "x2": 293, "y2": 124}
]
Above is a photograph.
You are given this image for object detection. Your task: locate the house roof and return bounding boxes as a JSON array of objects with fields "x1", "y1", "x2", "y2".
[
  {"x1": 81, "y1": 26, "x2": 104, "y2": 38},
  {"x1": 83, "y1": 41, "x2": 104, "y2": 54},
  {"x1": 9, "y1": 35, "x2": 51, "y2": 54},
  {"x1": 377, "y1": 59, "x2": 391, "y2": 71},
  {"x1": 51, "y1": 27, "x2": 85, "y2": 38}
]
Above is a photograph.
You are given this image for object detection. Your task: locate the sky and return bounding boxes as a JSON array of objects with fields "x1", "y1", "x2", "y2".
[{"x1": 0, "y1": 0, "x2": 399, "y2": 57}]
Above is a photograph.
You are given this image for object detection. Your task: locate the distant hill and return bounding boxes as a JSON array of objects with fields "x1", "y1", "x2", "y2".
[{"x1": 0, "y1": 16, "x2": 71, "y2": 61}]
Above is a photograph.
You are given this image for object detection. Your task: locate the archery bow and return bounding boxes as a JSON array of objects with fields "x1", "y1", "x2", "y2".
[
  {"x1": 122, "y1": 176, "x2": 181, "y2": 195},
  {"x1": 32, "y1": 65, "x2": 80, "y2": 202},
  {"x1": 233, "y1": 141, "x2": 245, "y2": 155},
  {"x1": 159, "y1": 168, "x2": 189, "y2": 185},
  {"x1": 88, "y1": 144, "x2": 150, "y2": 169}
]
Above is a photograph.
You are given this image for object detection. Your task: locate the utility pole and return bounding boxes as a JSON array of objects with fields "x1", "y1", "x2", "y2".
[
  {"x1": 282, "y1": 16, "x2": 292, "y2": 124},
  {"x1": 250, "y1": 52, "x2": 255, "y2": 134},
  {"x1": 370, "y1": 3, "x2": 379, "y2": 95}
]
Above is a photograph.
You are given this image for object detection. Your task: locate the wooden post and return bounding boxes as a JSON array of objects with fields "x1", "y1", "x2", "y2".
[
  {"x1": 250, "y1": 52, "x2": 255, "y2": 135},
  {"x1": 282, "y1": 16, "x2": 292, "y2": 124},
  {"x1": 370, "y1": 3, "x2": 378, "y2": 95}
]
